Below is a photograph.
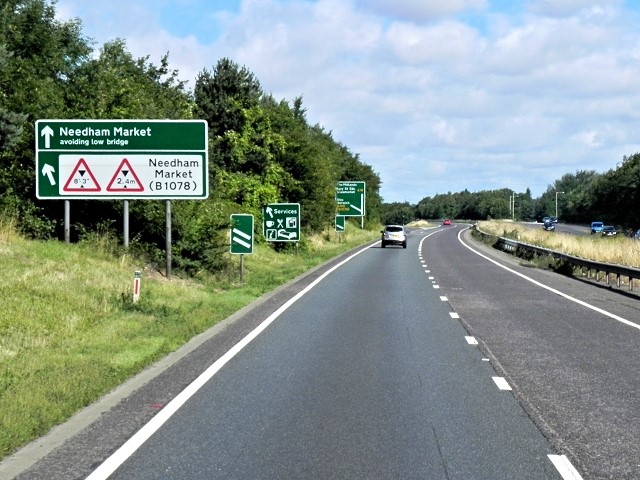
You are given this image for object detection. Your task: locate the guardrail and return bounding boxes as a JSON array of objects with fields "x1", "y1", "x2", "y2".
[{"x1": 472, "y1": 225, "x2": 640, "y2": 291}]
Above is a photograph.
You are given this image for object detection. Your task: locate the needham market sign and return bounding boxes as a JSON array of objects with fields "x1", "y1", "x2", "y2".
[{"x1": 36, "y1": 119, "x2": 208, "y2": 199}]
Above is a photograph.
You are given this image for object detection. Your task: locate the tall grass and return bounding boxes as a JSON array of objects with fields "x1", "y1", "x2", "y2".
[
  {"x1": 0, "y1": 221, "x2": 379, "y2": 459},
  {"x1": 478, "y1": 220, "x2": 640, "y2": 268}
]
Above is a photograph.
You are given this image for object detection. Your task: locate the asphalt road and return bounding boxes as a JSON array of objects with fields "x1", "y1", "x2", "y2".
[{"x1": 4, "y1": 223, "x2": 639, "y2": 479}]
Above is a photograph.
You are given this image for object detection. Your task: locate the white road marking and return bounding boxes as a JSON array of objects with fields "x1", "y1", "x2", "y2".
[
  {"x1": 440, "y1": 296, "x2": 448, "y2": 301},
  {"x1": 492, "y1": 377, "x2": 512, "y2": 390},
  {"x1": 457, "y1": 229, "x2": 640, "y2": 331},
  {"x1": 449, "y1": 312, "x2": 460, "y2": 319},
  {"x1": 85, "y1": 243, "x2": 376, "y2": 480},
  {"x1": 465, "y1": 336, "x2": 478, "y2": 345},
  {"x1": 548, "y1": 455, "x2": 584, "y2": 479},
  {"x1": 433, "y1": 285, "x2": 440, "y2": 289}
]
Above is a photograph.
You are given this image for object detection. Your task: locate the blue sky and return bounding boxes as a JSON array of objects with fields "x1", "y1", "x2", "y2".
[{"x1": 56, "y1": 0, "x2": 640, "y2": 204}]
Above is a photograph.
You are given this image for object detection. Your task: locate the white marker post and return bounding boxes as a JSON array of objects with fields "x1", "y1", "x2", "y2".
[{"x1": 133, "y1": 271, "x2": 141, "y2": 303}]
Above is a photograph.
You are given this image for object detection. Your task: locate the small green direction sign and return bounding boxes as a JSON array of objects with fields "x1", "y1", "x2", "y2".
[
  {"x1": 35, "y1": 119, "x2": 208, "y2": 200},
  {"x1": 263, "y1": 203, "x2": 300, "y2": 242},
  {"x1": 336, "y1": 181, "x2": 365, "y2": 217},
  {"x1": 230, "y1": 214, "x2": 254, "y2": 254},
  {"x1": 335, "y1": 215, "x2": 346, "y2": 232}
]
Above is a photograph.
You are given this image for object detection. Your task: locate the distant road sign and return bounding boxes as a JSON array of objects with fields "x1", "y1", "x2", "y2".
[
  {"x1": 336, "y1": 181, "x2": 365, "y2": 217},
  {"x1": 230, "y1": 214, "x2": 254, "y2": 254},
  {"x1": 263, "y1": 203, "x2": 300, "y2": 242},
  {"x1": 335, "y1": 215, "x2": 345, "y2": 232},
  {"x1": 35, "y1": 119, "x2": 208, "y2": 199}
]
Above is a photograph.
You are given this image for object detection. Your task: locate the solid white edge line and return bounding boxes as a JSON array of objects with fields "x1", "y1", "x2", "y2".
[
  {"x1": 548, "y1": 454, "x2": 584, "y2": 480},
  {"x1": 457, "y1": 228, "x2": 640, "y2": 331},
  {"x1": 85, "y1": 243, "x2": 375, "y2": 480}
]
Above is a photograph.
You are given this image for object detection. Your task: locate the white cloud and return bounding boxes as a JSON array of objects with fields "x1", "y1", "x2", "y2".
[
  {"x1": 360, "y1": 0, "x2": 487, "y2": 22},
  {"x1": 53, "y1": 0, "x2": 640, "y2": 203},
  {"x1": 384, "y1": 21, "x2": 484, "y2": 65},
  {"x1": 529, "y1": 0, "x2": 623, "y2": 18}
]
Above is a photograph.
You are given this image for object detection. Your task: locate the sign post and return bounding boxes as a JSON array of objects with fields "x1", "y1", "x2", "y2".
[
  {"x1": 230, "y1": 214, "x2": 254, "y2": 282},
  {"x1": 35, "y1": 119, "x2": 208, "y2": 199},
  {"x1": 35, "y1": 119, "x2": 208, "y2": 278},
  {"x1": 336, "y1": 181, "x2": 365, "y2": 228},
  {"x1": 263, "y1": 203, "x2": 300, "y2": 242},
  {"x1": 230, "y1": 214, "x2": 254, "y2": 254}
]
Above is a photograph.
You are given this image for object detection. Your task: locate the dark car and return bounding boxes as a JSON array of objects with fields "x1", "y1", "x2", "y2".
[
  {"x1": 543, "y1": 219, "x2": 555, "y2": 231},
  {"x1": 601, "y1": 226, "x2": 617, "y2": 236},
  {"x1": 381, "y1": 225, "x2": 407, "y2": 248},
  {"x1": 591, "y1": 221, "x2": 604, "y2": 234}
]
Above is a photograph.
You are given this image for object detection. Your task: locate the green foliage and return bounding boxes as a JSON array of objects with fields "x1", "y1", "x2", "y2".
[
  {"x1": 381, "y1": 202, "x2": 414, "y2": 225},
  {"x1": 68, "y1": 39, "x2": 193, "y2": 119},
  {"x1": 0, "y1": 3, "x2": 381, "y2": 275}
]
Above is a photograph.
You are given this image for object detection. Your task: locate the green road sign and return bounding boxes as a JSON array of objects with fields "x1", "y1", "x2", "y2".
[
  {"x1": 263, "y1": 203, "x2": 300, "y2": 242},
  {"x1": 230, "y1": 214, "x2": 254, "y2": 254},
  {"x1": 335, "y1": 215, "x2": 345, "y2": 232},
  {"x1": 336, "y1": 181, "x2": 365, "y2": 217},
  {"x1": 35, "y1": 119, "x2": 208, "y2": 199}
]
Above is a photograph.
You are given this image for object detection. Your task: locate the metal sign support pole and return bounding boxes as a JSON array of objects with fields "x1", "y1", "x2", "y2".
[
  {"x1": 123, "y1": 200, "x2": 129, "y2": 248},
  {"x1": 64, "y1": 201, "x2": 70, "y2": 243},
  {"x1": 166, "y1": 200, "x2": 172, "y2": 279}
]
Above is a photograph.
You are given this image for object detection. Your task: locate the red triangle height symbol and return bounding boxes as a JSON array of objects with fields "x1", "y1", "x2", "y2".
[
  {"x1": 107, "y1": 158, "x2": 144, "y2": 192},
  {"x1": 63, "y1": 158, "x2": 101, "y2": 192}
]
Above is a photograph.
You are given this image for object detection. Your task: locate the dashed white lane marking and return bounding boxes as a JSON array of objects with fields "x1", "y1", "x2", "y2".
[
  {"x1": 548, "y1": 455, "x2": 584, "y2": 480},
  {"x1": 429, "y1": 276, "x2": 435, "y2": 280},
  {"x1": 449, "y1": 312, "x2": 460, "y2": 319},
  {"x1": 492, "y1": 377, "x2": 512, "y2": 391},
  {"x1": 421, "y1": 230, "x2": 586, "y2": 478}
]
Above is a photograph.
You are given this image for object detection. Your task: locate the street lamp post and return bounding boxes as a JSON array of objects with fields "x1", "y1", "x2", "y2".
[{"x1": 555, "y1": 191, "x2": 565, "y2": 219}]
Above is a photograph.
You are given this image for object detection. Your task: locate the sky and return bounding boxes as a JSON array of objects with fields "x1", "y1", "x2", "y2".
[{"x1": 54, "y1": 0, "x2": 640, "y2": 204}]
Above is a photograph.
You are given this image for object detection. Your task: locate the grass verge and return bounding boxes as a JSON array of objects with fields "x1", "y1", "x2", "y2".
[
  {"x1": 0, "y1": 221, "x2": 379, "y2": 459},
  {"x1": 477, "y1": 220, "x2": 640, "y2": 268}
]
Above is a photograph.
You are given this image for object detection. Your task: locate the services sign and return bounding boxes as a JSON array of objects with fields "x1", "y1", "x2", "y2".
[
  {"x1": 263, "y1": 203, "x2": 300, "y2": 242},
  {"x1": 35, "y1": 119, "x2": 208, "y2": 199}
]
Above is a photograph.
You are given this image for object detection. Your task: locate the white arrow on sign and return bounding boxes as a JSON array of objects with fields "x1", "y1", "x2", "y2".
[
  {"x1": 41, "y1": 163, "x2": 56, "y2": 185},
  {"x1": 265, "y1": 206, "x2": 274, "y2": 218},
  {"x1": 41, "y1": 125, "x2": 54, "y2": 149}
]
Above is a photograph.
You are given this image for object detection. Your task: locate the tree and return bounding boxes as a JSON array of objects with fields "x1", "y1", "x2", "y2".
[{"x1": 0, "y1": 0, "x2": 92, "y2": 236}]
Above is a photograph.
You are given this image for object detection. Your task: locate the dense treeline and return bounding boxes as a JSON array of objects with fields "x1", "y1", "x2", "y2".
[
  {"x1": 0, "y1": 0, "x2": 382, "y2": 275},
  {"x1": 382, "y1": 156, "x2": 640, "y2": 234}
]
